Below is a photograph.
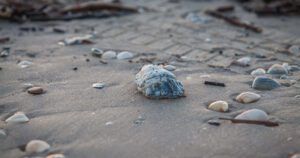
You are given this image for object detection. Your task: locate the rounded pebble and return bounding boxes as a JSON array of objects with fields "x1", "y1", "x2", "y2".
[
  {"x1": 290, "y1": 153, "x2": 300, "y2": 158},
  {"x1": 235, "y1": 109, "x2": 268, "y2": 121},
  {"x1": 235, "y1": 56, "x2": 251, "y2": 66},
  {"x1": 46, "y1": 154, "x2": 65, "y2": 158},
  {"x1": 252, "y1": 76, "x2": 280, "y2": 90},
  {"x1": 5, "y1": 111, "x2": 29, "y2": 123},
  {"x1": 251, "y1": 68, "x2": 266, "y2": 76},
  {"x1": 208, "y1": 101, "x2": 229, "y2": 112},
  {"x1": 18, "y1": 61, "x2": 33, "y2": 68},
  {"x1": 91, "y1": 48, "x2": 103, "y2": 57},
  {"x1": 0, "y1": 129, "x2": 6, "y2": 137},
  {"x1": 27, "y1": 87, "x2": 44, "y2": 95},
  {"x1": 163, "y1": 65, "x2": 176, "y2": 71},
  {"x1": 92, "y1": 82, "x2": 105, "y2": 89},
  {"x1": 102, "y1": 51, "x2": 117, "y2": 59},
  {"x1": 267, "y1": 64, "x2": 288, "y2": 75},
  {"x1": 236, "y1": 92, "x2": 261, "y2": 103},
  {"x1": 117, "y1": 51, "x2": 134, "y2": 60},
  {"x1": 288, "y1": 45, "x2": 300, "y2": 55},
  {"x1": 26, "y1": 140, "x2": 50, "y2": 154}
]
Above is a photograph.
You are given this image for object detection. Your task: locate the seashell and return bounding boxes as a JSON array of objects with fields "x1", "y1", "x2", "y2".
[
  {"x1": 208, "y1": 100, "x2": 229, "y2": 112},
  {"x1": 0, "y1": 47, "x2": 9, "y2": 58},
  {"x1": 91, "y1": 48, "x2": 103, "y2": 57},
  {"x1": 288, "y1": 45, "x2": 300, "y2": 55},
  {"x1": 163, "y1": 65, "x2": 176, "y2": 71},
  {"x1": 18, "y1": 61, "x2": 33, "y2": 68},
  {"x1": 5, "y1": 111, "x2": 29, "y2": 123},
  {"x1": 105, "y1": 121, "x2": 113, "y2": 126},
  {"x1": 267, "y1": 64, "x2": 288, "y2": 75},
  {"x1": 61, "y1": 35, "x2": 93, "y2": 45},
  {"x1": 252, "y1": 76, "x2": 280, "y2": 90},
  {"x1": 250, "y1": 68, "x2": 266, "y2": 76},
  {"x1": 234, "y1": 56, "x2": 251, "y2": 67},
  {"x1": 26, "y1": 140, "x2": 50, "y2": 154},
  {"x1": 135, "y1": 64, "x2": 184, "y2": 99},
  {"x1": 102, "y1": 51, "x2": 117, "y2": 59},
  {"x1": 117, "y1": 51, "x2": 134, "y2": 60},
  {"x1": 46, "y1": 154, "x2": 65, "y2": 158},
  {"x1": 235, "y1": 109, "x2": 268, "y2": 121},
  {"x1": 92, "y1": 82, "x2": 105, "y2": 89},
  {"x1": 236, "y1": 92, "x2": 261, "y2": 103},
  {"x1": 27, "y1": 86, "x2": 44, "y2": 95}
]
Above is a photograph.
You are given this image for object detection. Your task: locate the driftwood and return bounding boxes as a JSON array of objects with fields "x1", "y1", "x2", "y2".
[
  {"x1": 205, "y1": 10, "x2": 262, "y2": 33},
  {"x1": 219, "y1": 117, "x2": 279, "y2": 127}
]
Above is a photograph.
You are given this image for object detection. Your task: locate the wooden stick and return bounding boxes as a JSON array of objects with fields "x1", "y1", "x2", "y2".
[
  {"x1": 219, "y1": 117, "x2": 279, "y2": 127},
  {"x1": 205, "y1": 10, "x2": 263, "y2": 33},
  {"x1": 204, "y1": 81, "x2": 226, "y2": 87}
]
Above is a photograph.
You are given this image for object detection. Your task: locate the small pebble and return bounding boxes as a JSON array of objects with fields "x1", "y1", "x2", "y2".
[
  {"x1": 0, "y1": 47, "x2": 10, "y2": 58},
  {"x1": 234, "y1": 56, "x2": 251, "y2": 66},
  {"x1": 26, "y1": 140, "x2": 50, "y2": 154},
  {"x1": 208, "y1": 101, "x2": 229, "y2": 112},
  {"x1": 252, "y1": 76, "x2": 280, "y2": 90},
  {"x1": 18, "y1": 61, "x2": 33, "y2": 68},
  {"x1": 5, "y1": 111, "x2": 29, "y2": 123},
  {"x1": 295, "y1": 95, "x2": 300, "y2": 99},
  {"x1": 290, "y1": 153, "x2": 300, "y2": 158},
  {"x1": 267, "y1": 64, "x2": 288, "y2": 75},
  {"x1": 27, "y1": 87, "x2": 44, "y2": 95},
  {"x1": 236, "y1": 92, "x2": 261, "y2": 103},
  {"x1": 91, "y1": 48, "x2": 103, "y2": 57},
  {"x1": 163, "y1": 65, "x2": 176, "y2": 71},
  {"x1": 288, "y1": 45, "x2": 300, "y2": 55},
  {"x1": 73, "y1": 67, "x2": 78, "y2": 71},
  {"x1": 46, "y1": 154, "x2": 65, "y2": 158},
  {"x1": 117, "y1": 51, "x2": 134, "y2": 60},
  {"x1": 207, "y1": 119, "x2": 221, "y2": 126},
  {"x1": 235, "y1": 109, "x2": 268, "y2": 121},
  {"x1": 102, "y1": 51, "x2": 117, "y2": 59},
  {"x1": 251, "y1": 68, "x2": 266, "y2": 76},
  {"x1": 105, "y1": 121, "x2": 113, "y2": 126},
  {"x1": 92, "y1": 82, "x2": 105, "y2": 89},
  {"x1": 0, "y1": 129, "x2": 6, "y2": 137}
]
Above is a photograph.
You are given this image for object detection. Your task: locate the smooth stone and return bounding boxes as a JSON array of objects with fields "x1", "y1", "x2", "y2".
[
  {"x1": 117, "y1": 51, "x2": 134, "y2": 60},
  {"x1": 288, "y1": 45, "x2": 300, "y2": 55},
  {"x1": 135, "y1": 64, "x2": 185, "y2": 99},
  {"x1": 92, "y1": 82, "x2": 105, "y2": 89},
  {"x1": 267, "y1": 64, "x2": 288, "y2": 75},
  {"x1": 27, "y1": 87, "x2": 44, "y2": 95},
  {"x1": 105, "y1": 121, "x2": 113, "y2": 126},
  {"x1": 252, "y1": 76, "x2": 280, "y2": 90},
  {"x1": 163, "y1": 65, "x2": 176, "y2": 71},
  {"x1": 91, "y1": 48, "x2": 103, "y2": 57},
  {"x1": 235, "y1": 56, "x2": 251, "y2": 66},
  {"x1": 251, "y1": 68, "x2": 266, "y2": 76},
  {"x1": 18, "y1": 61, "x2": 33, "y2": 68},
  {"x1": 208, "y1": 101, "x2": 229, "y2": 112},
  {"x1": 102, "y1": 51, "x2": 116, "y2": 59},
  {"x1": 46, "y1": 154, "x2": 65, "y2": 158},
  {"x1": 26, "y1": 140, "x2": 50, "y2": 154},
  {"x1": 235, "y1": 109, "x2": 268, "y2": 121},
  {"x1": 290, "y1": 153, "x2": 300, "y2": 158},
  {"x1": 0, "y1": 129, "x2": 6, "y2": 137},
  {"x1": 5, "y1": 111, "x2": 29, "y2": 123},
  {"x1": 236, "y1": 92, "x2": 261, "y2": 103},
  {"x1": 62, "y1": 34, "x2": 93, "y2": 45}
]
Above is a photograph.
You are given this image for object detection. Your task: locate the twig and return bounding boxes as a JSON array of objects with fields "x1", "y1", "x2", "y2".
[
  {"x1": 216, "y1": 5, "x2": 235, "y2": 12},
  {"x1": 204, "y1": 81, "x2": 226, "y2": 87},
  {"x1": 0, "y1": 37, "x2": 9, "y2": 43},
  {"x1": 205, "y1": 10, "x2": 262, "y2": 33},
  {"x1": 219, "y1": 117, "x2": 279, "y2": 127}
]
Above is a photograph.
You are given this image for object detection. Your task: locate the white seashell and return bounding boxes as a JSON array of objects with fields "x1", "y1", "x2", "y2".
[
  {"x1": 105, "y1": 121, "x2": 113, "y2": 126},
  {"x1": 208, "y1": 101, "x2": 229, "y2": 112},
  {"x1": 235, "y1": 109, "x2": 268, "y2": 121},
  {"x1": 18, "y1": 61, "x2": 33, "y2": 68},
  {"x1": 236, "y1": 92, "x2": 261, "y2": 103},
  {"x1": 62, "y1": 34, "x2": 93, "y2": 45},
  {"x1": 92, "y1": 82, "x2": 105, "y2": 89},
  {"x1": 135, "y1": 64, "x2": 185, "y2": 99},
  {"x1": 251, "y1": 68, "x2": 266, "y2": 76},
  {"x1": 163, "y1": 65, "x2": 176, "y2": 71},
  {"x1": 117, "y1": 51, "x2": 134, "y2": 60},
  {"x1": 26, "y1": 140, "x2": 50, "y2": 154},
  {"x1": 102, "y1": 51, "x2": 117, "y2": 59},
  {"x1": 46, "y1": 154, "x2": 65, "y2": 158},
  {"x1": 5, "y1": 111, "x2": 29, "y2": 123}
]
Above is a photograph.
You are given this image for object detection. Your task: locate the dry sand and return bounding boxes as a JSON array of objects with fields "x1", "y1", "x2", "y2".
[{"x1": 0, "y1": 0, "x2": 300, "y2": 158}]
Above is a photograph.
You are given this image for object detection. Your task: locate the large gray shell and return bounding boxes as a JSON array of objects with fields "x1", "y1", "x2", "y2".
[{"x1": 135, "y1": 64, "x2": 185, "y2": 99}]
